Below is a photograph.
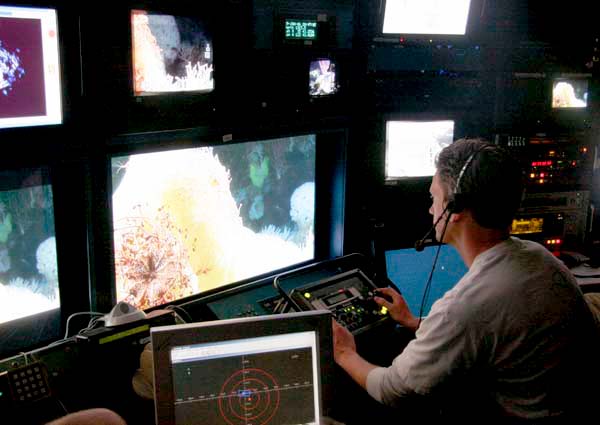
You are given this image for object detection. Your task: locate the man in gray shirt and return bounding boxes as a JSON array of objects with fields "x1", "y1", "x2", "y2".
[{"x1": 333, "y1": 138, "x2": 600, "y2": 422}]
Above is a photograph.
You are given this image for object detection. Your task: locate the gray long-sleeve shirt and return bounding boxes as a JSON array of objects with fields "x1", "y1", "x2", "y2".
[{"x1": 366, "y1": 237, "x2": 599, "y2": 419}]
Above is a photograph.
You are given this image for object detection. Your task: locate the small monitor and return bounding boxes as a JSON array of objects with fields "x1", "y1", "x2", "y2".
[
  {"x1": 385, "y1": 244, "x2": 467, "y2": 317},
  {"x1": 0, "y1": 167, "x2": 59, "y2": 324},
  {"x1": 0, "y1": 5, "x2": 62, "y2": 129},
  {"x1": 285, "y1": 18, "x2": 318, "y2": 41},
  {"x1": 382, "y1": 0, "x2": 472, "y2": 35},
  {"x1": 385, "y1": 119, "x2": 454, "y2": 180},
  {"x1": 151, "y1": 310, "x2": 333, "y2": 425},
  {"x1": 131, "y1": 9, "x2": 214, "y2": 96},
  {"x1": 309, "y1": 58, "x2": 339, "y2": 97},
  {"x1": 552, "y1": 78, "x2": 588, "y2": 109},
  {"x1": 111, "y1": 134, "x2": 316, "y2": 310}
]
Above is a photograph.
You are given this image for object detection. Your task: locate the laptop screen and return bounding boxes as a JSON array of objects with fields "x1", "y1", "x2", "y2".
[
  {"x1": 385, "y1": 244, "x2": 468, "y2": 317},
  {"x1": 152, "y1": 310, "x2": 332, "y2": 425}
]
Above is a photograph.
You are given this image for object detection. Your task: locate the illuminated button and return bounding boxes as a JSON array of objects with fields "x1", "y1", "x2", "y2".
[
  {"x1": 380, "y1": 307, "x2": 388, "y2": 315},
  {"x1": 304, "y1": 292, "x2": 311, "y2": 299}
]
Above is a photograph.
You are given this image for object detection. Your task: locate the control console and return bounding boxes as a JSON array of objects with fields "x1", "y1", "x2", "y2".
[{"x1": 282, "y1": 268, "x2": 390, "y2": 335}]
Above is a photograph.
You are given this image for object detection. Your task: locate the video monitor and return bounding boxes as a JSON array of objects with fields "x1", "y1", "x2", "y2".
[
  {"x1": 0, "y1": 167, "x2": 59, "y2": 325},
  {"x1": 552, "y1": 78, "x2": 588, "y2": 109},
  {"x1": 131, "y1": 9, "x2": 214, "y2": 96},
  {"x1": 285, "y1": 18, "x2": 318, "y2": 41},
  {"x1": 309, "y1": 58, "x2": 339, "y2": 97},
  {"x1": 385, "y1": 119, "x2": 454, "y2": 180},
  {"x1": 385, "y1": 244, "x2": 467, "y2": 317},
  {"x1": 111, "y1": 134, "x2": 316, "y2": 310},
  {"x1": 0, "y1": 5, "x2": 62, "y2": 129},
  {"x1": 152, "y1": 310, "x2": 333, "y2": 425},
  {"x1": 382, "y1": 0, "x2": 472, "y2": 35}
]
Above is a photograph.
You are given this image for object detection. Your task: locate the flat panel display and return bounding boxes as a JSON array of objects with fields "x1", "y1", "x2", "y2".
[
  {"x1": 0, "y1": 5, "x2": 62, "y2": 129},
  {"x1": 385, "y1": 244, "x2": 467, "y2": 317},
  {"x1": 111, "y1": 134, "x2": 316, "y2": 310},
  {"x1": 385, "y1": 120, "x2": 454, "y2": 180},
  {"x1": 0, "y1": 167, "x2": 59, "y2": 324},
  {"x1": 131, "y1": 9, "x2": 214, "y2": 96},
  {"x1": 552, "y1": 78, "x2": 588, "y2": 109},
  {"x1": 382, "y1": 0, "x2": 472, "y2": 35}
]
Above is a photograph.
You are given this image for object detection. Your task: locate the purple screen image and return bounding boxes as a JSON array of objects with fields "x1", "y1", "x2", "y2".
[{"x1": 0, "y1": 17, "x2": 46, "y2": 119}]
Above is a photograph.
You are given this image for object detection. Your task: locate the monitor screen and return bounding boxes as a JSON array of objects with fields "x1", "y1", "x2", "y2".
[
  {"x1": 552, "y1": 78, "x2": 588, "y2": 109},
  {"x1": 382, "y1": 0, "x2": 472, "y2": 35},
  {"x1": 385, "y1": 244, "x2": 467, "y2": 317},
  {"x1": 285, "y1": 19, "x2": 318, "y2": 41},
  {"x1": 0, "y1": 167, "x2": 59, "y2": 325},
  {"x1": 111, "y1": 134, "x2": 316, "y2": 310},
  {"x1": 0, "y1": 5, "x2": 62, "y2": 129},
  {"x1": 151, "y1": 310, "x2": 333, "y2": 425},
  {"x1": 309, "y1": 58, "x2": 339, "y2": 97},
  {"x1": 131, "y1": 9, "x2": 214, "y2": 96},
  {"x1": 385, "y1": 120, "x2": 454, "y2": 180}
]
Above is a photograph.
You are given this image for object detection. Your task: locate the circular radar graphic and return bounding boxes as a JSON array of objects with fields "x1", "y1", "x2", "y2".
[{"x1": 219, "y1": 368, "x2": 280, "y2": 425}]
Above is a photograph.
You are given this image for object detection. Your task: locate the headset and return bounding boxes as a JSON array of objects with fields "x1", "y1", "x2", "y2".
[
  {"x1": 414, "y1": 148, "x2": 481, "y2": 251},
  {"x1": 414, "y1": 146, "x2": 483, "y2": 325},
  {"x1": 447, "y1": 149, "x2": 479, "y2": 214}
]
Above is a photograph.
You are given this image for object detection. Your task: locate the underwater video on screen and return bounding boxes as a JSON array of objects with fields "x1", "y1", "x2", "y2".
[
  {"x1": 111, "y1": 134, "x2": 316, "y2": 310},
  {"x1": 0, "y1": 5, "x2": 62, "y2": 129},
  {"x1": 385, "y1": 120, "x2": 454, "y2": 179},
  {"x1": 309, "y1": 59, "x2": 338, "y2": 97},
  {"x1": 552, "y1": 79, "x2": 588, "y2": 108},
  {"x1": 0, "y1": 168, "x2": 59, "y2": 324},
  {"x1": 131, "y1": 9, "x2": 214, "y2": 96}
]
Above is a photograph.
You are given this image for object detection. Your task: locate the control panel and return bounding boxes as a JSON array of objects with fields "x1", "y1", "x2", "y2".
[{"x1": 284, "y1": 268, "x2": 390, "y2": 335}]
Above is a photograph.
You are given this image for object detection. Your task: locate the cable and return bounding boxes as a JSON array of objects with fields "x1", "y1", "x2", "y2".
[
  {"x1": 416, "y1": 210, "x2": 452, "y2": 330},
  {"x1": 64, "y1": 312, "x2": 104, "y2": 339},
  {"x1": 165, "y1": 304, "x2": 193, "y2": 323}
]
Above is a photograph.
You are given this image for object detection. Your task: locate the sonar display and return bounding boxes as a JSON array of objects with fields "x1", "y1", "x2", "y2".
[{"x1": 172, "y1": 347, "x2": 316, "y2": 425}]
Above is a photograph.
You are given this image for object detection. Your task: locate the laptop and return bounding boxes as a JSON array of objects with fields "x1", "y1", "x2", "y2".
[{"x1": 151, "y1": 310, "x2": 333, "y2": 425}]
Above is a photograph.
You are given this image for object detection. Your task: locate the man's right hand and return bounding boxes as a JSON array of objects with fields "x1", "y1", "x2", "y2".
[{"x1": 373, "y1": 287, "x2": 420, "y2": 331}]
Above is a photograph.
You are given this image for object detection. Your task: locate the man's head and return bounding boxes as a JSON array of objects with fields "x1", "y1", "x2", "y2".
[{"x1": 432, "y1": 138, "x2": 524, "y2": 231}]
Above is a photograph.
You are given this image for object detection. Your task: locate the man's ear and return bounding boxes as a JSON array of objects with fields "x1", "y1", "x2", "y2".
[{"x1": 449, "y1": 210, "x2": 463, "y2": 223}]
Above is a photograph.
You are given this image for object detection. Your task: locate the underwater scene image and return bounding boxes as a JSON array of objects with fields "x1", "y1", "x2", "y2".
[
  {"x1": 111, "y1": 134, "x2": 316, "y2": 310},
  {"x1": 131, "y1": 9, "x2": 214, "y2": 95},
  {"x1": 0, "y1": 168, "x2": 59, "y2": 324}
]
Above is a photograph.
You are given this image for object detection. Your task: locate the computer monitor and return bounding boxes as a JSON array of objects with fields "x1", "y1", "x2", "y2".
[
  {"x1": 551, "y1": 77, "x2": 588, "y2": 109},
  {"x1": 0, "y1": 4, "x2": 62, "y2": 129},
  {"x1": 309, "y1": 58, "x2": 339, "y2": 97},
  {"x1": 385, "y1": 119, "x2": 454, "y2": 180},
  {"x1": 151, "y1": 310, "x2": 333, "y2": 425},
  {"x1": 0, "y1": 166, "x2": 61, "y2": 358},
  {"x1": 131, "y1": 9, "x2": 214, "y2": 96},
  {"x1": 384, "y1": 244, "x2": 467, "y2": 317},
  {"x1": 110, "y1": 133, "x2": 317, "y2": 310},
  {"x1": 382, "y1": 0, "x2": 472, "y2": 35}
]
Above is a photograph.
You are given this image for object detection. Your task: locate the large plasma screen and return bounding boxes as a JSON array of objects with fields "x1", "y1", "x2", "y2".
[
  {"x1": 0, "y1": 168, "x2": 59, "y2": 324},
  {"x1": 111, "y1": 135, "x2": 316, "y2": 310},
  {"x1": 131, "y1": 9, "x2": 214, "y2": 96}
]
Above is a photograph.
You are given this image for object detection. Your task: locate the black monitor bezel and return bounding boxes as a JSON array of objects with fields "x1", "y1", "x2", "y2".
[
  {"x1": 89, "y1": 126, "x2": 347, "y2": 313},
  {"x1": 0, "y1": 0, "x2": 81, "y2": 147}
]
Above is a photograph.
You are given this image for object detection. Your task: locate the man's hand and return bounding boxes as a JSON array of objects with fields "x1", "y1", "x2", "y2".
[
  {"x1": 332, "y1": 319, "x2": 356, "y2": 364},
  {"x1": 331, "y1": 319, "x2": 378, "y2": 390},
  {"x1": 373, "y1": 287, "x2": 420, "y2": 331}
]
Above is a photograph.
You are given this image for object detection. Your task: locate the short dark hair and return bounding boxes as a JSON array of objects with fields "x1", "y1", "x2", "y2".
[{"x1": 435, "y1": 138, "x2": 524, "y2": 230}]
